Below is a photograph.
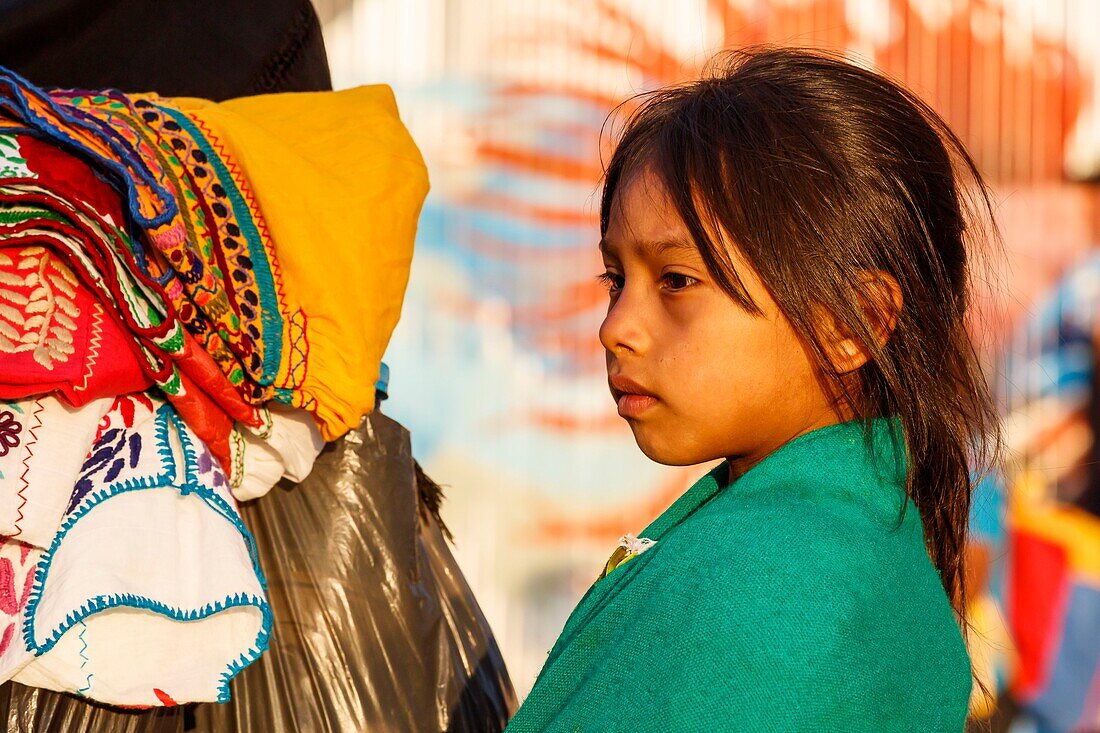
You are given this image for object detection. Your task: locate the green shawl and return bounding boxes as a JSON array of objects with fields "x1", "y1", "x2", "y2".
[{"x1": 506, "y1": 418, "x2": 971, "y2": 732}]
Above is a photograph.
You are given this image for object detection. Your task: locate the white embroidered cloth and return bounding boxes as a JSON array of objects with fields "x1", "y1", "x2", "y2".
[
  {"x1": 0, "y1": 537, "x2": 40, "y2": 683},
  {"x1": 9, "y1": 393, "x2": 270, "y2": 706},
  {"x1": 0, "y1": 395, "x2": 110, "y2": 548}
]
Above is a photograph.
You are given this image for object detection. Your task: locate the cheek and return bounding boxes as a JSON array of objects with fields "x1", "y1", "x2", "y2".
[
  {"x1": 732, "y1": 321, "x2": 820, "y2": 401},
  {"x1": 624, "y1": 299, "x2": 827, "y2": 464},
  {"x1": 673, "y1": 313, "x2": 820, "y2": 423},
  {"x1": 772, "y1": 323, "x2": 822, "y2": 389},
  {"x1": 677, "y1": 311, "x2": 785, "y2": 395}
]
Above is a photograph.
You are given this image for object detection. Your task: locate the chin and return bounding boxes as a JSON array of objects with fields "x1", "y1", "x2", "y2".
[{"x1": 631, "y1": 428, "x2": 708, "y2": 467}]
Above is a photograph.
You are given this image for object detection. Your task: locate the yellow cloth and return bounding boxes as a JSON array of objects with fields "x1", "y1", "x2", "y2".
[{"x1": 174, "y1": 87, "x2": 429, "y2": 440}]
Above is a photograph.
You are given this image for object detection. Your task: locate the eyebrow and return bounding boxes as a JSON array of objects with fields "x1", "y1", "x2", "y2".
[{"x1": 599, "y1": 238, "x2": 696, "y2": 255}]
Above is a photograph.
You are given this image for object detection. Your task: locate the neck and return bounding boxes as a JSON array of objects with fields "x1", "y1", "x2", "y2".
[{"x1": 724, "y1": 407, "x2": 851, "y2": 484}]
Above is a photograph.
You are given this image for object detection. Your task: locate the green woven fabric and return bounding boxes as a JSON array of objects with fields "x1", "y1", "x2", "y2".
[{"x1": 506, "y1": 418, "x2": 971, "y2": 732}]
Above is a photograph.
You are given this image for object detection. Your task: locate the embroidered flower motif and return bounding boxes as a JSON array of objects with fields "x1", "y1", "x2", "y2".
[
  {"x1": 153, "y1": 688, "x2": 178, "y2": 706},
  {"x1": 0, "y1": 553, "x2": 33, "y2": 617},
  {"x1": 0, "y1": 410, "x2": 22, "y2": 457},
  {"x1": 69, "y1": 426, "x2": 143, "y2": 513},
  {"x1": 0, "y1": 134, "x2": 35, "y2": 179},
  {"x1": 0, "y1": 247, "x2": 81, "y2": 369},
  {"x1": 94, "y1": 393, "x2": 156, "y2": 441},
  {"x1": 195, "y1": 445, "x2": 227, "y2": 489},
  {"x1": 0, "y1": 624, "x2": 13, "y2": 658},
  {"x1": 0, "y1": 557, "x2": 18, "y2": 616}
]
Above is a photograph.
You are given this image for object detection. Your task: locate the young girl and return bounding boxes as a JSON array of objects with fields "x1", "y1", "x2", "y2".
[{"x1": 506, "y1": 47, "x2": 999, "y2": 732}]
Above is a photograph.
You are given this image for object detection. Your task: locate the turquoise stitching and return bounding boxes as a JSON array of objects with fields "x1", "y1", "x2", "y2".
[
  {"x1": 22, "y1": 403, "x2": 271, "y2": 703},
  {"x1": 154, "y1": 105, "x2": 284, "y2": 386}
]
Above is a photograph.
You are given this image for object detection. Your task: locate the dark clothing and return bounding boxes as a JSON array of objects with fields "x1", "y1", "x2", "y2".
[{"x1": 0, "y1": 0, "x2": 331, "y2": 99}]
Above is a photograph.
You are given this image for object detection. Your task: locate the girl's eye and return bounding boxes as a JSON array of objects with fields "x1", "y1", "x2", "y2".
[
  {"x1": 661, "y1": 272, "x2": 699, "y2": 291},
  {"x1": 597, "y1": 271, "x2": 624, "y2": 293}
]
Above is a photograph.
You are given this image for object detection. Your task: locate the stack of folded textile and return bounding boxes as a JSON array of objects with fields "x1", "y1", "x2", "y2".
[{"x1": 0, "y1": 68, "x2": 428, "y2": 707}]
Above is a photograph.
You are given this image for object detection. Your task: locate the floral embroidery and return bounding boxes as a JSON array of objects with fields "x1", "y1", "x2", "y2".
[
  {"x1": 0, "y1": 134, "x2": 35, "y2": 179},
  {"x1": 0, "y1": 536, "x2": 38, "y2": 658},
  {"x1": 0, "y1": 553, "x2": 33, "y2": 616},
  {"x1": 95, "y1": 393, "x2": 155, "y2": 440},
  {"x1": 153, "y1": 688, "x2": 177, "y2": 706},
  {"x1": 195, "y1": 446, "x2": 227, "y2": 489},
  {"x1": 0, "y1": 247, "x2": 80, "y2": 368},
  {"x1": 0, "y1": 410, "x2": 21, "y2": 456},
  {"x1": 69, "y1": 426, "x2": 143, "y2": 513}
]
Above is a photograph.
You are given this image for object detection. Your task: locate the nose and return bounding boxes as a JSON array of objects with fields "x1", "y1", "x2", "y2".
[{"x1": 599, "y1": 286, "x2": 649, "y2": 357}]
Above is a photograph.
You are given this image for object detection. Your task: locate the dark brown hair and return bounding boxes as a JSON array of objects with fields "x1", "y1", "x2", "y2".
[{"x1": 600, "y1": 47, "x2": 1000, "y2": 617}]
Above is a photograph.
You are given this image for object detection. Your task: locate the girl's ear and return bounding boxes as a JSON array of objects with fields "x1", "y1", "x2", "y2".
[{"x1": 819, "y1": 270, "x2": 903, "y2": 374}]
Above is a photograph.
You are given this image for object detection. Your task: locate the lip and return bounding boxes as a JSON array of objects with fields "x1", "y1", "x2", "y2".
[
  {"x1": 608, "y1": 374, "x2": 656, "y2": 398},
  {"x1": 608, "y1": 374, "x2": 659, "y2": 418}
]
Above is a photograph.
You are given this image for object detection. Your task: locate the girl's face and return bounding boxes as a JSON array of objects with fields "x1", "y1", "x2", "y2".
[{"x1": 599, "y1": 168, "x2": 843, "y2": 476}]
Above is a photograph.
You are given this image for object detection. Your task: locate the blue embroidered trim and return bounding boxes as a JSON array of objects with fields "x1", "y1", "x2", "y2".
[
  {"x1": 155, "y1": 105, "x2": 284, "y2": 387},
  {"x1": 0, "y1": 66, "x2": 177, "y2": 229},
  {"x1": 22, "y1": 403, "x2": 271, "y2": 703}
]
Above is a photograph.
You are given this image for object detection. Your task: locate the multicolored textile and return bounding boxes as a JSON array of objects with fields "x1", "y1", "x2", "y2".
[
  {"x1": 997, "y1": 251, "x2": 1100, "y2": 732},
  {"x1": 0, "y1": 395, "x2": 110, "y2": 548},
  {"x1": 0, "y1": 66, "x2": 427, "y2": 707},
  {"x1": 0, "y1": 186, "x2": 252, "y2": 470},
  {"x1": 11, "y1": 132, "x2": 130, "y2": 233},
  {"x1": 173, "y1": 88, "x2": 428, "y2": 438},
  {"x1": 0, "y1": 68, "x2": 428, "y2": 443},
  {"x1": 35, "y1": 92, "x2": 287, "y2": 400},
  {"x1": 0, "y1": 123, "x2": 258, "y2": 470},
  {"x1": 9, "y1": 393, "x2": 270, "y2": 705},
  {"x1": 0, "y1": 134, "x2": 32, "y2": 179},
  {"x1": 0, "y1": 135, "x2": 150, "y2": 406}
]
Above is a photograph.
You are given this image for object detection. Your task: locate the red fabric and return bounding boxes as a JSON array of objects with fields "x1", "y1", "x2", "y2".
[
  {"x1": 176, "y1": 333, "x2": 262, "y2": 427},
  {"x1": 0, "y1": 188, "x2": 177, "y2": 344},
  {"x1": 0, "y1": 190, "x2": 246, "y2": 472},
  {"x1": 165, "y1": 368, "x2": 235, "y2": 469},
  {"x1": 1009, "y1": 528, "x2": 1071, "y2": 699},
  {"x1": 16, "y1": 134, "x2": 129, "y2": 227},
  {"x1": 0, "y1": 244, "x2": 150, "y2": 405}
]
